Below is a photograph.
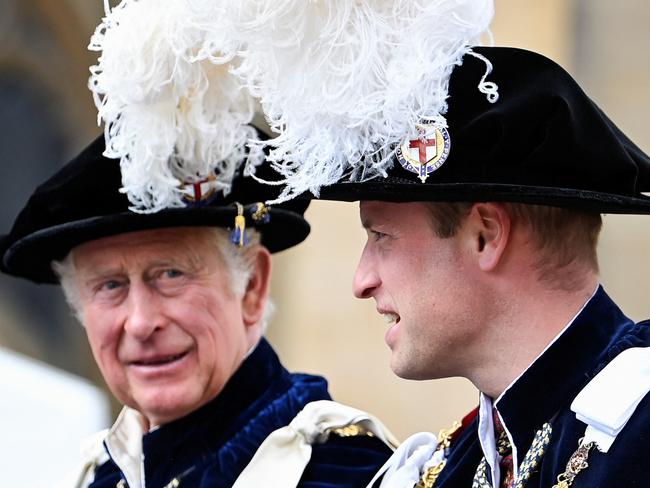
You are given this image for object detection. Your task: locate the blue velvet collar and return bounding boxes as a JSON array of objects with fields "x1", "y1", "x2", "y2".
[
  {"x1": 494, "y1": 285, "x2": 639, "y2": 458},
  {"x1": 434, "y1": 286, "x2": 650, "y2": 487}
]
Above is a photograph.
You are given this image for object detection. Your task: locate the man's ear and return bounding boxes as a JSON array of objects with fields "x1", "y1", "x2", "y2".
[
  {"x1": 466, "y1": 203, "x2": 511, "y2": 272},
  {"x1": 241, "y1": 246, "x2": 272, "y2": 327}
]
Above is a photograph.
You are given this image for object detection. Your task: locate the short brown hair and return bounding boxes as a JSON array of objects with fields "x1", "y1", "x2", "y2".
[{"x1": 425, "y1": 202, "x2": 602, "y2": 288}]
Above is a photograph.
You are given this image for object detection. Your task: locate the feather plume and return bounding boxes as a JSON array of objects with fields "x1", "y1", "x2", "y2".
[
  {"x1": 227, "y1": 0, "x2": 495, "y2": 202},
  {"x1": 88, "y1": 0, "x2": 260, "y2": 213}
]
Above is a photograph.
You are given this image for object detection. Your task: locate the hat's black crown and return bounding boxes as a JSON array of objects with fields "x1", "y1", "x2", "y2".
[
  {"x1": 1, "y1": 135, "x2": 310, "y2": 284},
  {"x1": 321, "y1": 47, "x2": 650, "y2": 213}
]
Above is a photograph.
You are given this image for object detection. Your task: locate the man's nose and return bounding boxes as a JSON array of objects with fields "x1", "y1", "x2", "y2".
[
  {"x1": 124, "y1": 282, "x2": 164, "y2": 340},
  {"x1": 352, "y1": 251, "x2": 380, "y2": 299}
]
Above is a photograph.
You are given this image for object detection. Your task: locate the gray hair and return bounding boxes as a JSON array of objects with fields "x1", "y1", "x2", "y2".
[{"x1": 52, "y1": 227, "x2": 274, "y2": 332}]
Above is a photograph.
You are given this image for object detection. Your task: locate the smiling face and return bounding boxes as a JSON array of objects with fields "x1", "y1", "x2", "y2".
[
  {"x1": 353, "y1": 201, "x2": 485, "y2": 380},
  {"x1": 71, "y1": 227, "x2": 268, "y2": 426}
]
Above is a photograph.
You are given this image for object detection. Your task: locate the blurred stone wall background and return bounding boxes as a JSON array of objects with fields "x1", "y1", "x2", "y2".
[{"x1": 1, "y1": 0, "x2": 649, "y2": 440}]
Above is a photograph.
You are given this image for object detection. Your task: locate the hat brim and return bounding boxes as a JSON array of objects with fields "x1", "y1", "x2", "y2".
[
  {"x1": 2, "y1": 206, "x2": 309, "y2": 284},
  {"x1": 318, "y1": 178, "x2": 650, "y2": 214}
]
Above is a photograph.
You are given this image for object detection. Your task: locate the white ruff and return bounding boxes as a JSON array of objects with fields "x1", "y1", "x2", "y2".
[
  {"x1": 88, "y1": 0, "x2": 262, "y2": 213},
  {"x1": 225, "y1": 0, "x2": 495, "y2": 202}
]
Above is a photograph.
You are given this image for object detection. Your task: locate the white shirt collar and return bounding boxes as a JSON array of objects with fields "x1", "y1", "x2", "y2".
[
  {"x1": 103, "y1": 406, "x2": 146, "y2": 488},
  {"x1": 477, "y1": 394, "x2": 502, "y2": 484}
]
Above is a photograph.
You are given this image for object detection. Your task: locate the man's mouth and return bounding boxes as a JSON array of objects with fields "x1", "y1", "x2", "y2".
[
  {"x1": 382, "y1": 312, "x2": 400, "y2": 326},
  {"x1": 381, "y1": 312, "x2": 401, "y2": 347},
  {"x1": 130, "y1": 351, "x2": 188, "y2": 366}
]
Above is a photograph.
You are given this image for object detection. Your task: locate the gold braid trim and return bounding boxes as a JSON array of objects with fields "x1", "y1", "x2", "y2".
[
  {"x1": 415, "y1": 421, "x2": 462, "y2": 488},
  {"x1": 329, "y1": 424, "x2": 375, "y2": 438}
]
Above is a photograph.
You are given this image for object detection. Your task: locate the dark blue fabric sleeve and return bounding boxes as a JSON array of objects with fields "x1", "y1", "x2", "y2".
[{"x1": 298, "y1": 434, "x2": 392, "y2": 488}]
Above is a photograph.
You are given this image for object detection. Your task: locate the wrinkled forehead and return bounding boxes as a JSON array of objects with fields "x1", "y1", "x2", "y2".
[{"x1": 71, "y1": 227, "x2": 218, "y2": 271}]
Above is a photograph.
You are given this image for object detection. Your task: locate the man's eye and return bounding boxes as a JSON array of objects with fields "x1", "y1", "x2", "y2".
[
  {"x1": 163, "y1": 269, "x2": 184, "y2": 279},
  {"x1": 369, "y1": 229, "x2": 388, "y2": 241},
  {"x1": 93, "y1": 279, "x2": 125, "y2": 296}
]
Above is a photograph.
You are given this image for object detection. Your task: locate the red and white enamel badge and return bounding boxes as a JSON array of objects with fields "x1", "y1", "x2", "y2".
[
  {"x1": 396, "y1": 119, "x2": 451, "y2": 183},
  {"x1": 181, "y1": 174, "x2": 219, "y2": 203}
]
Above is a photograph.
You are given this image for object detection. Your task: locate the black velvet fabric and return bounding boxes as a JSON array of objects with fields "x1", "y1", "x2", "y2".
[
  {"x1": 0, "y1": 134, "x2": 310, "y2": 284},
  {"x1": 89, "y1": 339, "x2": 392, "y2": 488},
  {"x1": 430, "y1": 287, "x2": 650, "y2": 487},
  {"x1": 319, "y1": 47, "x2": 650, "y2": 214}
]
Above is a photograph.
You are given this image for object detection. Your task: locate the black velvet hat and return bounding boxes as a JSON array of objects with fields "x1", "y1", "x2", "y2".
[
  {"x1": 0, "y1": 135, "x2": 310, "y2": 284},
  {"x1": 318, "y1": 47, "x2": 650, "y2": 213}
]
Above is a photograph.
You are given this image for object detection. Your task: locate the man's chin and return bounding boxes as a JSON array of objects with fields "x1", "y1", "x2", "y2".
[
  {"x1": 390, "y1": 358, "x2": 438, "y2": 381},
  {"x1": 129, "y1": 389, "x2": 210, "y2": 427},
  {"x1": 390, "y1": 358, "x2": 419, "y2": 380}
]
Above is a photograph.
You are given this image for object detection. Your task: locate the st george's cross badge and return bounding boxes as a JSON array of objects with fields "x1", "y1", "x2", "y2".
[
  {"x1": 181, "y1": 174, "x2": 220, "y2": 204},
  {"x1": 395, "y1": 118, "x2": 451, "y2": 183}
]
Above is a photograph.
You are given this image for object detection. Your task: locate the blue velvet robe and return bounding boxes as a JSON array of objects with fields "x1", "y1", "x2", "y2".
[
  {"x1": 89, "y1": 339, "x2": 392, "y2": 487},
  {"x1": 432, "y1": 286, "x2": 650, "y2": 487}
]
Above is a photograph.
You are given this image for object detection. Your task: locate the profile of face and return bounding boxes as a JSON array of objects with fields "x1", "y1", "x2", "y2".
[
  {"x1": 71, "y1": 227, "x2": 271, "y2": 427},
  {"x1": 353, "y1": 201, "x2": 485, "y2": 381}
]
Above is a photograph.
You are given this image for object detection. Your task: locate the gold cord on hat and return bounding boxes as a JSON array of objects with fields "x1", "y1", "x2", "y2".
[{"x1": 231, "y1": 202, "x2": 247, "y2": 247}]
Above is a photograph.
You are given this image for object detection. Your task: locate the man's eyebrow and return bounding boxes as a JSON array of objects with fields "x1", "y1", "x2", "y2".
[
  {"x1": 78, "y1": 268, "x2": 124, "y2": 291},
  {"x1": 80, "y1": 266, "x2": 122, "y2": 280}
]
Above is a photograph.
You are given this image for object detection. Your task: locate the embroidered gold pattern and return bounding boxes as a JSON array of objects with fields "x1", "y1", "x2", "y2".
[
  {"x1": 415, "y1": 421, "x2": 462, "y2": 488},
  {"x1": 416, "y1": 460, "x2": 447, "y2": 488},
  {"x1": 330, "y1": 424, "x2": 375, "y2": 438}
]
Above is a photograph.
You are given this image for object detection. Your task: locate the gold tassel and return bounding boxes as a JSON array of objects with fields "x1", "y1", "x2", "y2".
[{"x1": 231, "y1": 202, "x2": 247, "y2": 247}]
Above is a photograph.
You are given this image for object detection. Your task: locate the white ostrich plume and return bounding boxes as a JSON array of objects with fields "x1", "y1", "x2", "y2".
[
  {"x1": 88, "y1": 0, "x2": 261, "y2": 213},
  {"x1": 229, "y1": 0, "x2": 496, "y2": 203}
]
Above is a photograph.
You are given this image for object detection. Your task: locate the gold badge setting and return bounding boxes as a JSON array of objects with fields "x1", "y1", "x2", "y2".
[{"x1": 396, "y1": 119, "x2": 451, "y2": 183}]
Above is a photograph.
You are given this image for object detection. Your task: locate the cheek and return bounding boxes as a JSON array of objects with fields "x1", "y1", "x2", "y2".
[
  {"x1": 204, "y1": 311, "x2": 245, "y2": 354},
  {"x1": 398, "y1": 257, "x2": 459, "y2": 316},
  {"x1": 197, "y1": 304, "x2": 248, "y2": 368},
  {"x1": 392, "y1": 254, "x2": 433, "y2": 293},
  {"x1": 83, "y1": 307, "x2": 122, "y2": 370},
  {"x1": 182, "y1": 296, "x2": 241, "y2": 348}
]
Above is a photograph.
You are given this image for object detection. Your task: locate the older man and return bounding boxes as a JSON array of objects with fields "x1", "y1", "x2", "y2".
[
  {"x1": 0, "y1": 135, "x2": 394, "y2": 488},
  {"x1": 236, "y1": 10, "x2": 650, "y2": 485}
]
